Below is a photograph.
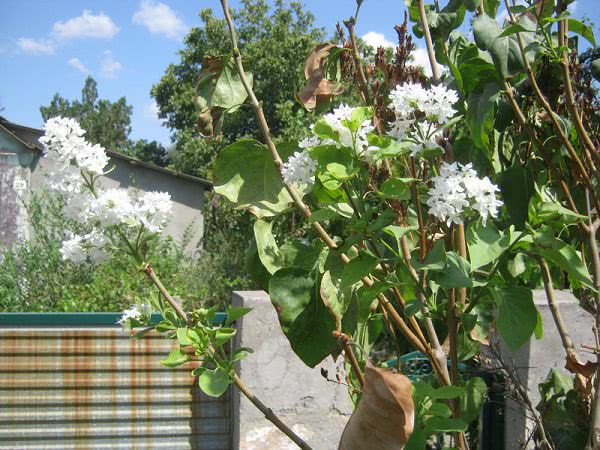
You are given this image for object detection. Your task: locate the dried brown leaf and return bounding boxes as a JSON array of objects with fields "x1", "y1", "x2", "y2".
[
  {"x1": 297, "y1": 43, "x2": 344, "y2": 111},
  {"x1": 339, "y1": 362, "x2": 414, "y2": 450},
  {"x1": 566, "y1": 353, "x2": 597, "y2": 399}
]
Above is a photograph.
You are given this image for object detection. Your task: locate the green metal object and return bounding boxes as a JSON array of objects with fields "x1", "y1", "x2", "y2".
[
  {"x1": 0, "y1": 312, "x2": 227, "y2": 326},
  {"x1": 387, "y1": 351, "x2": 468, "y2": 381}
]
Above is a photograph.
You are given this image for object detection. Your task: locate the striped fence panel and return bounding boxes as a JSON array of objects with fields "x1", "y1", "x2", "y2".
[{"x1": 0, "y1": 314, "x2": 232, "y2": 449}]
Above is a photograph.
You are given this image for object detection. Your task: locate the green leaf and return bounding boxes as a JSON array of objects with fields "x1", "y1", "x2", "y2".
[
  {"x1": 313, "y1": 119, "x2": 340, "y2": 142},
  {"x1": 383, "y1": 225, "x2": 418, "y2": 252},
  {"x1": 366, "y1": 209, "x2": 397, "y2": 233},
  {"x1": 493, "y1": 286, "x2": 537, "y2": 352},
  {"x1": 225, "y1": 307, "x2": 252, "y2": 326},
  {"x1": 176, "y1": 328, "x2": 193, "y2": 346},
  {"x1": 341, "y1": 251, "x2": 378, "y2": 289},
  {"x1": 545, "y1": 17, "x2": 596, "y2": 47},
  {"x1": 213, "y1": 60, "x2": 253, "y2": 110},
  {"x1": 269, "y1": 268, "x2": 338, "y2": 367},
  {"x1": 231, "y1": 347, "x2": 254, "y2": 362},
  {"x1": 245, "y1": 239, "x2": 272, "y2": 291},
  {"x1": 460, "y1": 377, "x2": 488, "y2": 422},
  {"x1": 161, "y1": 348, "x2": 190, "y2": 368},
  {"x1": 529, "y1": 199, "x2": 588, "y2": 227},
  {"x1": 467, "y1": 221, "x2": 510, "y2": 269},
  {"x1": 532, "y1": 233, "x2": 594, "y2": 289},
  {"x1": 280, "y1": 240, "x2": 323, "y2": 270},
  {"x1": 215, "y1": 328, "x2": 236, "y2": 346},
  {"x1": 214, "y1": 139, "x2": 304, "y2": 218},
  {"x1": 198, "y1": 367, "x2": 231, "y2": 397},
  {"x1": 466, "y1": 82, "x2": 501, "y2": 148},
  {"x1": 380, "y1": 177, "x2": 412, "y2": 200},
  {"x1": 507, "y1": 252, "x2": 527, "y2": 277},
  {"x1": 320, "y1": 270, "x2": 353, "y2": 329},
  {"x1": 473, "y1": 14, "x2": 539, "y2": 79},
  {"x1": 592, "y1": 58, "x2": 600, "y2": 82},
  {"x1": 534, "y1": 309, "x2": 544, "y2": 340},
  {"x1": 426, "y1": 417, "x2": 469, "y2": 433},
  {"x1": 438, "y1": 252, "x2": 473, "y2": 288},
  {"x1": 499, "y1": 164, "x2": 534, "y2": 228},
  {"x1": 326, "y1": 162, "x2": 353, "y2": 181},
  {"x1": 430, "y1": 385, "x2": 465, "y2": 400},
  {"x1": 342, "y1": 106, "x2": 373, "y2": 132},
  {"x1": 412, "y1": 239, "x2": 447, "y2": 271},
  {"x1": 253, "y1": 219, "x2": 283, "y2": 274},
  {"x1": 197, "y1": 56, "x2": 252, "y2": 111},
  {"x1": 497, "y1": 23, "x2": 535, "y2": 38},
  {"x1": 308, "y1": 208, "x2": 343, "y2": 223},
  {"x1": 428, "y1": 402, "x2": 453, "y2": 418}
]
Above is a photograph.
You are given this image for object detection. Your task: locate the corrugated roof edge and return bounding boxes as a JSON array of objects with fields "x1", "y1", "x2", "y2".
[{"x1": 0, "y1": 116, "x2": 213, "y2": 189}]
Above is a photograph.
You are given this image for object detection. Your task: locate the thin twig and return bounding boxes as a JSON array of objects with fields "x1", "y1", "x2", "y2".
[
  {"x1": 537, "y1": 257, "x2": 577, "y2": 358},
  {"x1": 334, "y1": 331, "x2": 366, "y2": 387},
  {"x1": 503, "y1": 0, "x2": 600, "y2": 214},
  {"x1": 143, "y1": 263, "x2": 313, "y2": 450}
]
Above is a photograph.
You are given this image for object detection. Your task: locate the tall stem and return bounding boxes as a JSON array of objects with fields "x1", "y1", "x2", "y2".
[
  {"x1": 218, "y1": 0, "x2": 446, "y2": 378},
  {"x1": 417, "y1": 0, "x2": 440, "y2": 82},
  {"x1": 585, "y1": 190, "x2": 600, "y2": 450},
  {"x1": 537, "y1": 257, "x2": 577, "y2": 358}
]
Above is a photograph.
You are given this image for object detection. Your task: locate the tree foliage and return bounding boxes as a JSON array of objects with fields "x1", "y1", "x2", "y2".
[
  {"x1": 151, "y1": 0, "x2": 325, "y2": 178},
  {"x1": 40, "y1": 77, "x2": 133, "y2": 152}
]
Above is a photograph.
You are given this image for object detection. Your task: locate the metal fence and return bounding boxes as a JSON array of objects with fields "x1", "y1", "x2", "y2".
[{"x1": 0, "y1": 313, "x2": 232, "y2": 449}]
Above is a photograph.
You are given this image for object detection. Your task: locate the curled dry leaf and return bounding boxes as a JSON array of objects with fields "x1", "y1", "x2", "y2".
[
  {"x1": 339, "y1": 362, "x2": 414, "y2": 450},
  {"x1": 297, "y1": 43, "x2": 344, "y2": 111},
  {"x1": 566, "y1": 352, "x2": 598, "y2": 399}
]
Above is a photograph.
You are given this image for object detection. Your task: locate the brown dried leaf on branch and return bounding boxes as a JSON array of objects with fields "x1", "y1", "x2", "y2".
[
  {"x1": 297, "y1": 43, "x2": 345, "y2": 111},
  {"x1": 338, "y1": 362, "x2": 414, "y2": 450},
  {"x1": 566, "y1": 352, "x2": 598, "y2": 399}
]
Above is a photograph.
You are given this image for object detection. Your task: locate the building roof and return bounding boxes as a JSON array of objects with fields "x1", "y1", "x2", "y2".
[{"x1": 0, "y1": 116, "x2": 212, "y2": 189}]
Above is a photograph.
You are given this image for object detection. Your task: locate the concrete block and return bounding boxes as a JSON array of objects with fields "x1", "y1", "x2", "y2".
[
  {"x1": 498, "y1": 290, "x2": 595, "y2": 448},
  {"x1": 232, "y1": 290, "x2": 353, "y2": 450}
]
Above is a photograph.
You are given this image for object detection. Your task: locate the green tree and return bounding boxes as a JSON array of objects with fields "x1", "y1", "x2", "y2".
[
  {"x1": 127, "y1": 139, "x2": 171, "y2": 167},
  {"x1": 151, "y1": 0, "x2": 325, "y2": 179},
  {"x1": 40, "y1": 76, "x2": 133, "y2": 152}
]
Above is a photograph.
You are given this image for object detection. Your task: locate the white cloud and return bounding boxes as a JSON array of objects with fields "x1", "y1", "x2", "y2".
[
  {"x1": 17, "y1": 37, "x2": 55, "y2": 55},
  {"x1": 408, "y1": 47, "x2": 448, "y2": 78},
  {"x1": 143, "y1": 100, "x2": 161, "y2": 122},
  {"x1": 100, "y1": 51, "x2": 122, "y2": 78},
  {"x1": 53, "y1": 10, "x2": 119, "y2": 40},
  {"x1": 68, "y1": 57, "x2": 89, "y2": 73},
  {"x1": 362, "y1": 31, "x2": 394, "y2": 49},
  {"x1": 133, "y1": 0, "x2": 187, "y2": 40}
]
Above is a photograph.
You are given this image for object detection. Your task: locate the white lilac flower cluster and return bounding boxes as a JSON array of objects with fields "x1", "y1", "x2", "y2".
[
  {"x1": 117, "y1": 304, "x2": 150, "y2": 326},
  {"x1": 426, "y1": 162, "x2": 503, "y2": 226},
  {"x1": 59, "y1": 230, "x2": 109, "y2": 264},
  {"x1": 39, "y1": 117, "x2": 174, "y2": 263},
  {"x1": 41, "y1": 117, "x2": 110, "y2": 177},
  {"x1": 387, "y1": 83, "x2": 458, "y2": 156},
  {"x1": 281, "y1": 150, "x2": 317, "y2": 186}
]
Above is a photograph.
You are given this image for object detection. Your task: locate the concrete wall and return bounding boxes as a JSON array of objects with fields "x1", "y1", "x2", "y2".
[
  {"x1": 0, "y1": 136, "x2": 33, "y2": 251},
  {"x1": 495, "y1": 290, "x2": 595, "y2": 449},
  {"x1": 231, "y1": 291, "x2": 353, "y2": 450}
]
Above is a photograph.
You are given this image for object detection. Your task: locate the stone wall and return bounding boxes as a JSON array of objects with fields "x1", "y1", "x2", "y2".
[
  {"x1": 231, "y1": 291, "x2": 353, "y2": 450},
  {"x1": 497, "y1": 290, "x2": 595, "y2": 448}
]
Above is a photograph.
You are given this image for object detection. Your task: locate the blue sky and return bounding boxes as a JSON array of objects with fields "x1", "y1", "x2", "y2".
[{"x1": 1, "y1": 0, "x2": 597, "y2": 146}]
